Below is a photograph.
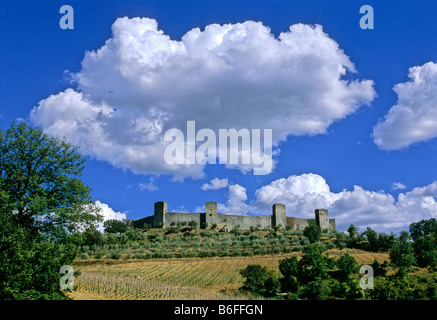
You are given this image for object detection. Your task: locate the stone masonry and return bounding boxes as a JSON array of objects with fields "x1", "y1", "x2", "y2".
[{"x1": 132, "y1": 201, "x2": 336, "y2": 231}]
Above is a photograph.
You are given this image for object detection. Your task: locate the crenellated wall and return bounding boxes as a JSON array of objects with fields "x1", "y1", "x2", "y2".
[{"x1": 133, "y1": 201, "x2": 336, "y2": 231}]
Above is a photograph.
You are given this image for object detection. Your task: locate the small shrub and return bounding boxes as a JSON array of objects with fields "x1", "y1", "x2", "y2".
[
  {"x1": 200, "y1": 231, "x2": 210, "y2": 237},
  {"x1": 232, "y1": 250, "x2": 241, "y2": 257},
  {"x1": 293, "y1": 244, "x2": 303, "y2": 252},
  {"x1": 326, "y1": 241, "x2": 336, "y2": 250},
  {"x1": 301, "y1": 237, "x2": 310, "y2": 246},
  {"x1": 316, "y1": 242, "x2": 327, "y2": 251},
  {"x1": 110, "y1": 251, "x2": 122, "y2": 259},
  {"x1": 80, "y1": 253, "x2": 90, "y2": 259},
  {"x1": 282, "y1": 230, "x2": 292, "y2": 236}
]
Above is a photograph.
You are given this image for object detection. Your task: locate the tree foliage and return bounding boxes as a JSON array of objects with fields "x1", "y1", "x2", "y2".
[
  {"x1": 409, "y1": 218, "x2": 437, "y2": 242},
  {"x1": 347, "y1": 224, "x2": 359, "y2": 238},
  {"x1": 409, "y1": 218, "x2": 437, "y2": 270},
  {"x1": 0, "y1": 211, "x2": 77, "y2": 299},
  {"x1": 413, "y1": 236, "x2": 437, "y2": 269},
  {"x1": 276, "y1": 244, "x2": 362, "y2": 300},
  {"x1": 303, "y1": 225, "x2": 321, "y2": 243},
  {"x1": 0, "y1": 122, "x2": 102, "y2": 236},
  {"x1": 82, "y1": 226, "x2": 104, "y2": 246},
  {"x1": 278, "y1": 256, "x2": 300, "y2": 292},
  {"x1": 298, "y1": 244, "x2": 332, "y2": 282},
  {"x1": 239, "y1": 264, "x2": 280, "y2": 297},
  {"x1": 389, "y1": 240, "x2": 416, "y2": 274},
  {"x1": 0, "y1": 121, "x2": 102, "y2": 299},
  {"x1": 104, "y1": 219, "x2": 128, "y2": 234},
  {"x1": 336, "y1": 253, "x2": 359, "y2": 282}
]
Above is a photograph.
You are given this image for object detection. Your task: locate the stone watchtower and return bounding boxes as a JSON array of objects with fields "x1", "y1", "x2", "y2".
[
  {"x1": 272, "y1": 203, "x2": 286, "y2": 229},
  {"x1": 154, "y1": 201, "x2": 167, "y2": 228},
  {"x1": 204, "y1": 201, "x2": 217, "y2": 227},
  {"x1": 315, "y1": 208, "x2": 329, "y2": 231}
]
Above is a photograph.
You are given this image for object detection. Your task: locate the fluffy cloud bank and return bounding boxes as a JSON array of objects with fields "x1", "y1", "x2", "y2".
[
  {"x1": 31, "y1": 17, "x2": 375, "y2": 179},
  {"x1": 213, "y1": 173, "x2": 437, "y2": 232},
  {"x1": 373, "y1": 62, "x2": 437, "y2": 150}
]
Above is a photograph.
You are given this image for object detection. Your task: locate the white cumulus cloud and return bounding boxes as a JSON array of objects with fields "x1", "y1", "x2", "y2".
[
  {"x1": 31, "y1": 17, "x2": 375, "y2": 179},
  {"x1": 201, "y1": 177, "x2": 229, "y2": 191},
  {"x1": 94, "y1": 200, "x2": 127, "y2": 232},
  {"x1": 217, "y1": 183, "x2": 252, "y2": 215},
  {"x1": 253, "y1": 173, "x2": 340, "y2": 217},
  {"x1": 214, "y1": 173, "x2": 437, "y2": 232},
  {"x1": 392, "y1": 182, "x2": 407, "y2": 190},
  {"x1": 373, "y1": 62, "x2": 437, "y2": 150}
]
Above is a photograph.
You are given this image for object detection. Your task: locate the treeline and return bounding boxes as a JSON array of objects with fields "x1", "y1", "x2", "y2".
[{"x1": 239, "y1": 218, "x2": 437, "y2": 300}]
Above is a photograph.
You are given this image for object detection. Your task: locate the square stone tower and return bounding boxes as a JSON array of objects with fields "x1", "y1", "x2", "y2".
[
  {"x1": 272, "y1": 203, "x2": 286, "y2": 229},
  {"x1": 315, "y1": 209, "x2": 329, "y2": 232},
  {"x1": 154, "y1": 201, "x2": 167, "y2": 228},
  {"x1": 205, "y1": 201, "x2": 217, "y2": 227}
]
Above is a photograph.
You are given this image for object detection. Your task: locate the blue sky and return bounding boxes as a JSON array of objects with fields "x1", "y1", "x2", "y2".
[{"x1": 1, "y1": 0, "x2": 437, "y2": 233}]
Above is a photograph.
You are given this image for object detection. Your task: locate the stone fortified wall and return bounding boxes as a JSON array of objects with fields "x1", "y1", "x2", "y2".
[{"x1": 132, "y1": 201, "x2": 335, "y2": 231}]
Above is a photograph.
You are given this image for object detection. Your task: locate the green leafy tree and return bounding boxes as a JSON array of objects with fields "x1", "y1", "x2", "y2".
[
  {"x1": 377, "y1": 232, "x2": 396, "y2": 252},
  {"x1": 240, "y1": 265, "x2": 267, "y2": 295},
  {"x1": 409, "y1": 218, "x2": 437, "y2": 269},
  {"x1": 263, "y1": 272, "x2": 281, "y2": 297},
  {"x1": 240, "y1": 264, "x2": 279, "y2": 297},
  {"x1": 413, "y1": 236, "x2": 437, "y2": 269},
  {"x1": 336, "y1": 253, "x2": 359, "y2": 282},
  {"x1": 362, "y1": 227, "x2": 378, "y2": 251},
  {"x1": 299, "y1": 244, "x2": 332, "y2": 283},
  {"x1": 103, "y1": 219, "x2": 128, "y2": 234},
  {"x1": 369, "y1": 258, "x2": 388, "y2": 277},
  {"x1": 0, "y1": 122, "x2": 102, "y2": 236},
  {"x1": 279, "y1": 244, "x2": 332, "y2": 293},
  {"x1": 347, "y1": 224, "x2": 359, "y2": 238},
  {"x1": 278, "y1": 256, "x2": 300, "y2": 293},
  {"x1": 390, "y1": 241, "x2": 416, "y2": 274},
  {"x1": 399, "y1": 230, "x2": 411, "y2": 243},
  {"x1": 303, "y1": 225, "x2": 321, "y2": 243},
  {"x1": 82, "y1": 226, "x2": 104, "y2": 246},
  {"x1": 0, "y1": 211, "x2": 77, "y2": 299},
  {"x1": 409, "y1": 218, "x2": 437, "y2": 242},
  {"x1": 301, "y1": 279, "x2": 332, "y2": 300},
  {"x1": 0, "y1": 122, "x2": 101, "y2": 299}
]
